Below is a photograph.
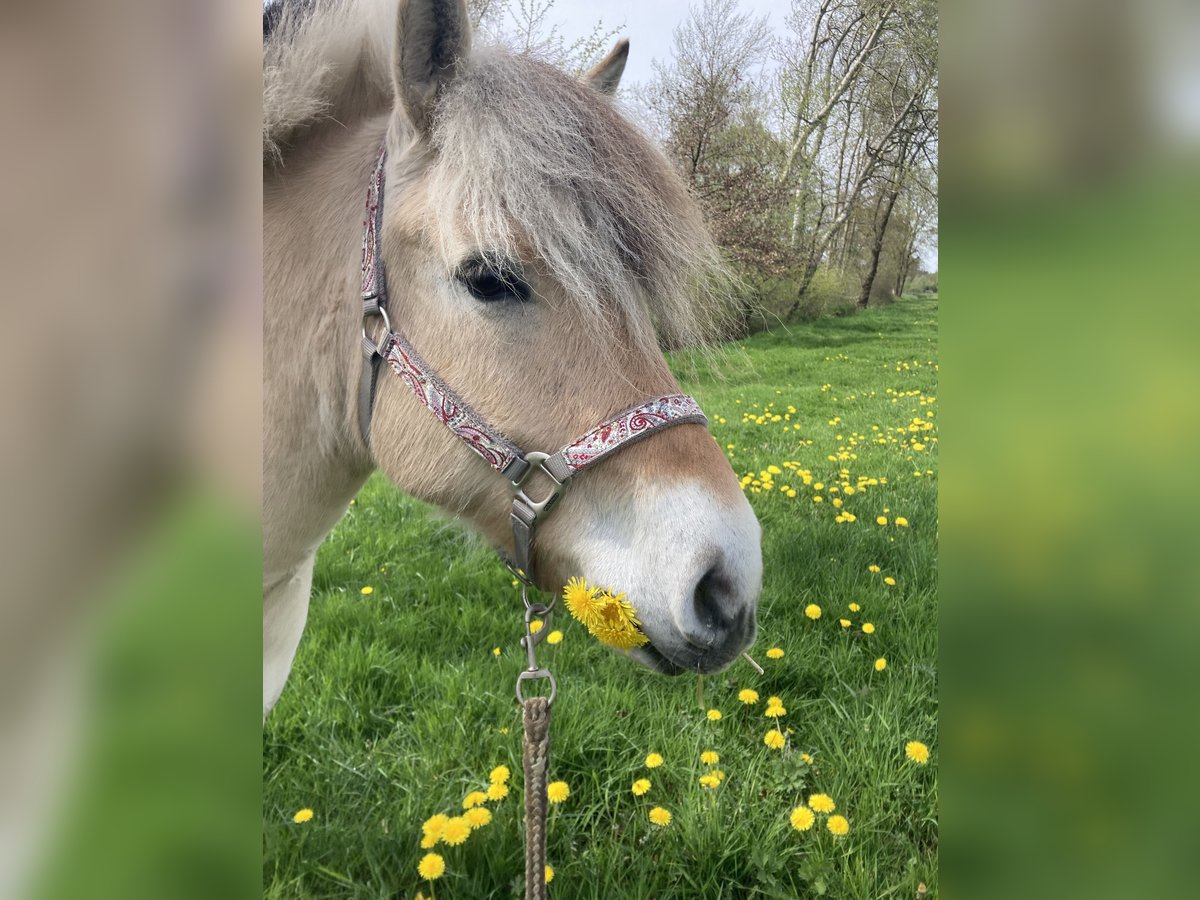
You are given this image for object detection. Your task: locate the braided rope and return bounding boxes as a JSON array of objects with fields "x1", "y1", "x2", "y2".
[{"x1": 522, "y1": 697, "x2": 552, "y2": 899}]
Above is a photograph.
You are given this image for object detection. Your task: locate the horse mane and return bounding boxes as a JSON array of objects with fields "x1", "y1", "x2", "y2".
[
  {"x1": 265, "y1": 1, "x2": 732, "y2": 349},
  {"x1": 263, "y1": 0, "x2": 396, "y2": 164},
  {"x1": 431, "y1": 49, "x2": 731, "y2": 351}
]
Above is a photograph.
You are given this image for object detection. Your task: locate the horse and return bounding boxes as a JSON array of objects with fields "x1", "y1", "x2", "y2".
[{"x1": 262, "y1": 0, "x2": 763, "y2": 717}]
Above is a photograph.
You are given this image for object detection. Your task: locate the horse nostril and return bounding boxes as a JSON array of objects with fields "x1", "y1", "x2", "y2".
[{"x1": 687, "y1": 565, "x2": 734, "y2": 648}]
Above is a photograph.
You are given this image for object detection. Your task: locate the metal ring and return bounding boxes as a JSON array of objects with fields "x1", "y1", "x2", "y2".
[{"x1": 515, "y1": 668, "x2": 557, "y2": 706}]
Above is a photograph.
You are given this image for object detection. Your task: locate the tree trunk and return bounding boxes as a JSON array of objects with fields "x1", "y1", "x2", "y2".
[{"x1": 856, "y1": 187, "x2": 899, "y2": 309}]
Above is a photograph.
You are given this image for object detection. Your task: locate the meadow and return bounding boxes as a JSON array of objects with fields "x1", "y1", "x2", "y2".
[{"x1": 263, "y1": 296, "x2": 939, "y2": 899}]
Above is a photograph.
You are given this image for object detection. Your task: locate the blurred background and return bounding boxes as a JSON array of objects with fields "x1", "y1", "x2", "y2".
[{"x1": 0, "y1": 0, "x2": 1196, "y2": 897}]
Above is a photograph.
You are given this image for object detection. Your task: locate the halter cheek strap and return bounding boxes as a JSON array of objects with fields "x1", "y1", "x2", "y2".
[{"x1": 358, "y1": 147, "x2": 708, "y2": 582}]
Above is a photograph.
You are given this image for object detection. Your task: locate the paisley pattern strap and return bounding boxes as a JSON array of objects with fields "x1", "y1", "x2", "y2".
[{"x1": 557, "y1": 395, "x2": 707, "y2": 475}]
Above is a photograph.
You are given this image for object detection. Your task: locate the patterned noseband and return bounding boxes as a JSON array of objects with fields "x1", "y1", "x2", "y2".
[{"x1": 358, "y1": 147, "x2": 708, "y2": 583}]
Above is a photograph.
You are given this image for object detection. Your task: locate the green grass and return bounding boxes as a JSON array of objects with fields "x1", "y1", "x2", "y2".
[{"x1": 263, "y1": 296, "x2": 938, "y2": 899}]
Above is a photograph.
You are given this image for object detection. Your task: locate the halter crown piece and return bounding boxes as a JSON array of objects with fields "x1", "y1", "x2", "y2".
[{"x1": 358, "y1": 146, "x2": 709, "y2": 585}]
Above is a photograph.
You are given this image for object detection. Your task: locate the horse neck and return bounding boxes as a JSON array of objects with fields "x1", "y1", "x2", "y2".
[{"x1": 263, "y1": 119, "x2": 388, "y2": 570}]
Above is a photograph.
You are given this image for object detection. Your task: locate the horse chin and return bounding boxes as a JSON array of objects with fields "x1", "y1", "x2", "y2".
[{"x1": 630, "y1": 642, "x2": 686, "y2": 676}]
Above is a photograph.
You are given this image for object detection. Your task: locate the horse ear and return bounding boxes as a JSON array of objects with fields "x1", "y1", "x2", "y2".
[
  {"x1": 394, "y1": 0, "x2": 472, "y2": 133},
  {"x1": 583, "y1": 39, "x2": 629, "y2": 95}
]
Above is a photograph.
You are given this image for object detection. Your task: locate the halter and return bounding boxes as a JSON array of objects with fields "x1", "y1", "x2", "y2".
[{"x1": 357, "y1": 147, "x2": 708, "y2": 586}]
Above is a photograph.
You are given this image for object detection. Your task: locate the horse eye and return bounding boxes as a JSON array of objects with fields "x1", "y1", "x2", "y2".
[{"x1": 456, "y1": 256, "x2": 531, "y2": 304}]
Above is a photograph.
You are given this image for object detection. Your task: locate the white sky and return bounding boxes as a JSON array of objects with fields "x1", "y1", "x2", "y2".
[{"x1": 551, "y1": 0, "x2": 786, "y2": 87}]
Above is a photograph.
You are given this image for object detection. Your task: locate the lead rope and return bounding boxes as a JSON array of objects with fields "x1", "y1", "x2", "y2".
[{"x1": 515, "y1": 589, "x2": 556, "y2": 899}]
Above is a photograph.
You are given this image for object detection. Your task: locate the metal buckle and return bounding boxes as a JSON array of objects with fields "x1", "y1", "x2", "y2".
[
  {"x1": 509, "y1": 451, "x2": 569, "y2": 518},
  {"x1": 362, "y1": 296, "x2": 393, "y2": 356}
]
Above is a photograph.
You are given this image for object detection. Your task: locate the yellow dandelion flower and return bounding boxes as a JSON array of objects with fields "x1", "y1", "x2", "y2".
[
  {"x1": 808, "y1": 793, "x2": 835, "y2": 813},
  {"x1": 292, "y1": 808, "x2": 314, "y2": 824},
  {"x1": 875, "y1": 658, "x2": 887, "y2": 671},
  {"x1": 868, "y1": 565, "x2": 881, "y2": 573},
  {"x1": 827, "y1": 815, "x2": 850, "y2": 836},
  {"x1": 876, "y1": 516, "x2": 888, "y2": 526},
  {"x1": 632, "y1": 778, "x2": 651, "y2": 796},
  {"x1": 530, "y1": 619, "x2": 544, "y2": 634},
  {"x1": 848, "y1": 602, "x2": 861, "y2": 612},
  {"x1": 360, "y1": 586, "x2": 374, "y2": 595},
  {"x1": 417, "y1": 853, "x2": 445, "y2": 880},
  {"x1": 464, "y1": 806, "x2": 492, "y2": 828},
  {"x1": 420, "y1": 834, "x2": 438, "y2": 849},
  {"x1": 906, "y1": 741, "x2": 930, "y2": 764},
  {"x1": 862, "y1": 623, "x2": 875, "y2": 634},
  {"x1": 562, "y1": 577, "x2": 604, "y2": 629},
  {"x1": 499, "y1": 726, "x2": 509, "y2": 734},
  {"x1": 804, "y1": 604, "x2": 821, "y2": 620},
  {"x1": 486, "y1": 782, "x2": 509, "y2": 801},
  {"x1": 884, "y1": 576, "x2": 896, "y2": 586},
  {"x1": 546, "y1": 630, "x2": 563, "y2": 645},
  {"x1": 701, "y1": 750, "x2": 720, "y2": 766},
  {"x1": 800, "y1": 753, "x2": 813, "y2": 764},
  {"x1": 789, "y1": 806, "x2": 815, "y2": 831},
  {"x1": 764, "y1": 704, "x2": 786, "y2": 717},
  {"x1": 441, "y1": 817, "x2": 471, "y2": 846},
  {"x1": 738, "y1": 688, "x2": 760, "y2": 704},
  {"x1": 764, "y1": 730, "x2": 785, "y2": 749},
  {"x1": 547, "y1": 781, "x2": 570, "y2": 804},
  {"x1": 766, "y1": 696, "x2": 783, "y2": 708},
  {"x1": 545, "y1": 864, "x2": 554, "y2": 884},
  {"x1": 463, "y1": 791, "x2": 487, "y2": 809},
  {"x1": 422, "y1": 814, "x2": 449, "y2": 840},
  {"x1": 707, "y1": 709, "x2": 722, "y2": 721},
  {"x1": 766, "y1": 647, "x2": 784, "y2": 659},
  {"x1": 839, "y1": 618, "x2": 851, "y2": 628},
  {"x1": 648, "y1": 807, "x2": 672, "y2": 827},
  {"x1": 489, "y1": 765, "x2": 510, "y2": 784},
  {"x1": 492, "y1": 647, "x2": 501, "y2": 657},
  {"x1": 895, "y1": 517, "x2": 909, "y2": 527},
  {"x1": 645, "y1": 752, "x2": 663, "y2": 768},
  {"x1": 591, "y1": 591, "x2": 650, "y2": 649}
]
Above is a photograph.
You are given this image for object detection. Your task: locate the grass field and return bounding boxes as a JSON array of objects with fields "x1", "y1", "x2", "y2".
[{"x1": 263, "y1": 295, "x2": 939, "y2": 899}]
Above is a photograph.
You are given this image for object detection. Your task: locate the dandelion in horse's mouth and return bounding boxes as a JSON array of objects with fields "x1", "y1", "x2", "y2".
[
  {"x1": 546, "y1": 630, "x2": 563, "y2": 644},
  {"x1": 547, "y1": 781, "x2": 570, "y2": 803},
  {"x1": 441, "y1": 817, "x2": 471, "y2": 846},
  {"x1": 804, "y1": 604, "x2": 822, "y2": 620},
  {"x1": 875, "y1": 658, "x2": 887, "y2": 671},
  {"x1": 827, "y1": 815, "x2": 850, "y2": 836},
  {"x1": 562, "y1": 578, "x2": 649, "y2": 649},
  {"x1": 359, "y1": 586, "x2": 373, "y2": 595},
  {"x1": 862, "y1": 623, "x2": 875, "y2": 634},
  {"x1": 700, "y1": 750, "x2": 719, "y2": 766},
  {"x1": 464, "y1": 806, "x2": 492, "y2": 828},
  {"x1": 486, "y1": 782, "x2": 509, "y2": 801},
  {"x1": 905, "y1": 741, "x2": 930, "y2": 764},
  {"x1": 292, "y1": 808, "x2": 314, "y2": 824},
  {"x1": 706, "y1": 709, "x2": 722, "y2": 721},
  {"x1": 766, "y1": 647, "x2": 784, "y2": 659},
  {"x1": 632, "y1": 778, "x2": 651, "y2": 796},
  {"x1": 764, "y1": 730, "x2": 785, "y2": 750},
  {"x1": 562, "y1": 577, "x2": 603, "y2": 629},
  {"x1": 463, "y1": 791, "x2": 487, "y2": 809},
  {"x1": 738, "y1": 688, "x2": 760, "y2": 704},
  {"x1": 489, "y1": 765, "x2": 510, "y2": 784},
  {"x1": 808, "y1": 793, "x2": 835, "y2": 814},
  {"x1": 648, "y1": 807, "x2": 672, "y2": 827},
  {"x1": 645, "y1": 752, "x2": 664, "y2": 768},
  {"x1": 789, "y1": 806, "x2": 815, "y2": 831},
  {"x1": 417, "y1": 853, "x2": 445, "y2": 880}
]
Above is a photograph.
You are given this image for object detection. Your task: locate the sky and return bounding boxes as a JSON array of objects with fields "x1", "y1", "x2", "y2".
[{"x1": 550, "y1": 0, "x2": 787, "y2": 87}]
